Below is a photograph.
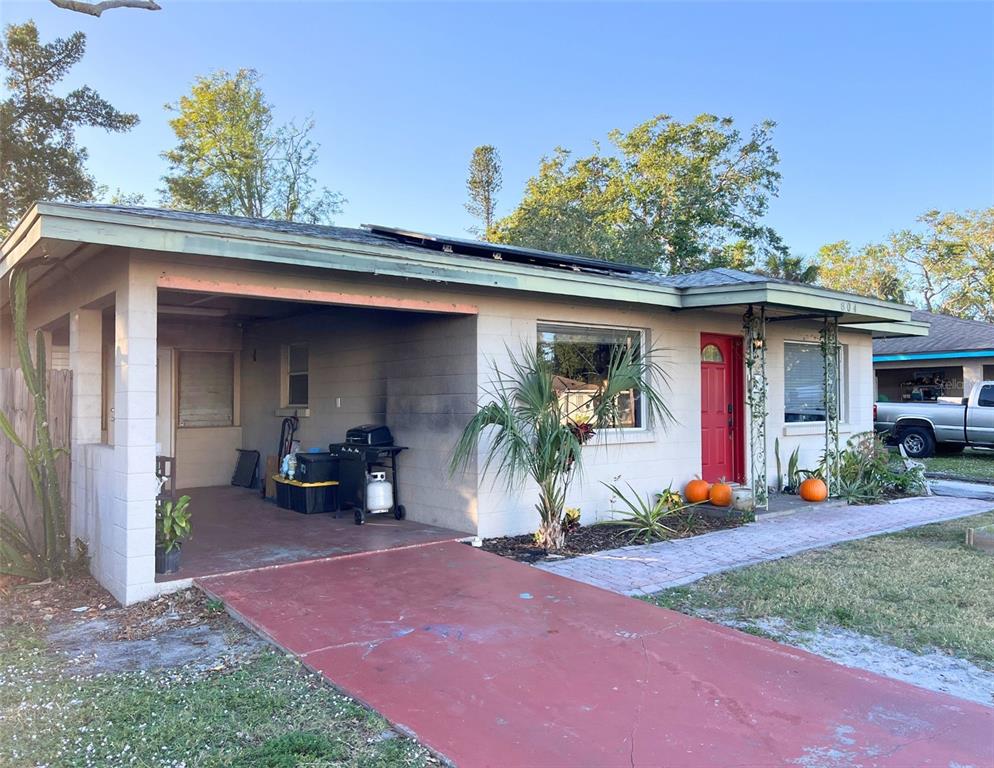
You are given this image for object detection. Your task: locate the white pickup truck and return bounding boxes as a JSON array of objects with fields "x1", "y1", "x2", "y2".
[{"x1": 874, "y1": 381, "x2": 994, "y2": 458}]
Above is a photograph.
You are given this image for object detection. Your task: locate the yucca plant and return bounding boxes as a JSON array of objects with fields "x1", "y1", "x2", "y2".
[
  {"x1": 451, "y1": 343, "x2": 670, "y2": 551},
  {"x1": 602, "y1": 481, "x2": 698, "y2": 544},
  {"x1": 0, "y1": 265, "x2": 70, "y2": 580}
]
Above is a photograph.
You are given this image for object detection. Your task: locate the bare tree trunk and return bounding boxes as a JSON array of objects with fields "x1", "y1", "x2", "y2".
[{"x1": 49, "y1": 0, "x2": 161, "y2": 16}]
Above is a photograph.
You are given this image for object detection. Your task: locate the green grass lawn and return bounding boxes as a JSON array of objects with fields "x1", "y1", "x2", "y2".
[
  {"x1": 923, "y1": 448, "x2": 994, "y2": 482},
  {"x1": 0, "y1": 622, "x2": 432, "y2": 768},
  {"x1": 649, "y1": 511, "x2": 994, "y2": 669}
]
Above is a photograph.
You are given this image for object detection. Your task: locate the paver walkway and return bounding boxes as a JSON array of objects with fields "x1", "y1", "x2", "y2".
[
  {"x1": 538, "y1": 496, "x2": 992, "y2": 595},
  {"x1": 200, "y1": 541, "x2": 994, "y2": 767}
]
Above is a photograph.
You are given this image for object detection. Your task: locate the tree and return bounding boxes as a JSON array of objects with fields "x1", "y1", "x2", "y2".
[
  {"x1": 762, "y1": 253, "x2": 819, "y2": 283},
  {"x1": 492, "y1": 114, "x2": 785, "y2": 273},
  {"x1": 160, "y1": 69, "x2": 343, "y2": 223},
  {"x1": 451, "y1": 344, "x2": 670, "y2": 551},
  {"x1": 0, "y1": 21, "x2": 139, "y2": 236},
  {"x1": 817, "y1": 241, "x2": 907, "y2": 303},
  {"x1": 925, "y1": 208, "x2": 994, "y2": 322},
  {"x1": 465, "y1": 145, "x2": 502, "y2": 238},
  {"x1": 48, "y1": 0, "x2": 161, "y2": 16}
]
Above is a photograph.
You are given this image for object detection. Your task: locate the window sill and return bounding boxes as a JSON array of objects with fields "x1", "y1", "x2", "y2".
[
  {"x1": 588, "y1": 428, "x2": 656, "y2": 446},
  {"x1": 275, "y1": 407, "x2": 310, "y2": 418},
  {"x1": 782, "y1": 422, "x2": 853, "y2": 437}
]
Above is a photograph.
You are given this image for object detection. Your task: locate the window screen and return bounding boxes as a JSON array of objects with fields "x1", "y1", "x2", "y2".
[
  {"x1": 537, "y1": 324, "x2": 642, "y2": 428},
  {"x1": 287, "y1": 343, "x2": 309, "y2": 407},
  {"x1": 178, "y1": 351, "x2": 234, "y2": 428}
]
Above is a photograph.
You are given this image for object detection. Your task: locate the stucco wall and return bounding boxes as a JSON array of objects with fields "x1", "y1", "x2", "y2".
[
  {"x1": 140, "y1": 253, "x2": 875, "y2": 539},
  {"x1": 472, "y1": 296, "x2": 875, "y2": 538},
  {"x1": 239, "y1": 307, "x2": 478, "y2": 533}
]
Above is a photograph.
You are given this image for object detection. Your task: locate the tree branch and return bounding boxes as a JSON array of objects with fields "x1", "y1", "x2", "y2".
[{"x1": 48, "y1": 0, "x2": 162, "y2": 16}]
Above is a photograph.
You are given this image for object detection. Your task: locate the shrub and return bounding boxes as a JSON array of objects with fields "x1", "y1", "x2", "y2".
[{"x1": 834, "y1": 432, "x2": 927, "y2": 504}]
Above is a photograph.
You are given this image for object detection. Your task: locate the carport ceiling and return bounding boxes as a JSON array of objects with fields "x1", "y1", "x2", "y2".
[
  {"x1": 157, "y1": 289, "x2": 426, "y2": 325},
  {"x1": 158, "y1": 289, "x2": 318, "y2": 322}
]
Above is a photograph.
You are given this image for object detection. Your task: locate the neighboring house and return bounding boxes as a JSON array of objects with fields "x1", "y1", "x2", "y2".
[
  {"x1": 0, "y1": 203, "x2": 926, "y2": 604},
  {"x1": 874, "y1": 310, "x2": 994, "y2": 403}
]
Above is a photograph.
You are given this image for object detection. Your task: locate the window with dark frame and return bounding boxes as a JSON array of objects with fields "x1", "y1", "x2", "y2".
[
  {"x1": 178, "y1": 351, "x2": 234, "y2": 428},
  {"x1": 537, "y1": 323, "x2": 643, "y2": 429},
  {"x1": 286, "y1": 343, "x2": 309, "y2": 408}
]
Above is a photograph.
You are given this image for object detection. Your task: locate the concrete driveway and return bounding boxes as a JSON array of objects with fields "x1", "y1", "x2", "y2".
[{"x1": 201, "y1": 541, "x2": 993, "y2": 767}]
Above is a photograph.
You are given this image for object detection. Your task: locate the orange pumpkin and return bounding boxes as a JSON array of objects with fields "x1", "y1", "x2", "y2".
[
  {"x1": 799, "y1": 477, "x2": 828, "y2": 502},
  {"x1": 684, "y1": 478, "x2": 711, "y2": 504},
  {"x1": 709, "y1": 481, "x2": 734, "y2": 508}
]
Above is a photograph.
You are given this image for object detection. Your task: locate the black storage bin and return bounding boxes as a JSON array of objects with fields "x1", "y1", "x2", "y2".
[
  {"x1": 296, "y1": 452, "x2": 338, "y2": 483},
  {"x1": 275, "y1": 480, "x2": 292, "y2": 510},
  {"x1": 289, "y1": 484, "x2": 336, "y2": 514}
]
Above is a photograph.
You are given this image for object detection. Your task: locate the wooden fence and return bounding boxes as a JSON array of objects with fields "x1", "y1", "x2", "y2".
[{"x1": 0, "y1": 368, "x2": 72, "y2": 543}]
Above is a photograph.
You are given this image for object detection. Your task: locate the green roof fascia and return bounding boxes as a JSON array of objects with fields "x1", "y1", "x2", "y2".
[
  {"x1": 844, "y1": 320, "x2": 931, "y2": 338},
  {"x1": 4, "y1": 203, "x2": 684, "y2": 310},
  {"x1": 678, "y1": 281, "x2": 916, "y2": 324}
]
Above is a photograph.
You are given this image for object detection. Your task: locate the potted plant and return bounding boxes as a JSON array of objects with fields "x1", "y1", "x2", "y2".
[{"x1": 155, "y1": 495, "x2": 191, "y2": 574}]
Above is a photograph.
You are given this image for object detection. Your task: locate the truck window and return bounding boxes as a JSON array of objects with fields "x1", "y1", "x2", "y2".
[{"x1": 979, "y1": 385, "x2": 994, "y2": 408}]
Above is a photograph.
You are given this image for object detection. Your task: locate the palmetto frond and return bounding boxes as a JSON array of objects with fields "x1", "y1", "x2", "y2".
[{"x1": 451, "y1": 341, "x2": 672, "y2": 497}]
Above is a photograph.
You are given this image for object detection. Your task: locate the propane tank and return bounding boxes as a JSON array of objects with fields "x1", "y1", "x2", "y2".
[{"x1": 366, "y1": 471, "x2": 393, "y2": 514}]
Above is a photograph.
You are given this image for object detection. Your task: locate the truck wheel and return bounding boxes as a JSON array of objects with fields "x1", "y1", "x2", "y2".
[{"x1": 899, "y1": 427, "x2": 935, "y2": 458}]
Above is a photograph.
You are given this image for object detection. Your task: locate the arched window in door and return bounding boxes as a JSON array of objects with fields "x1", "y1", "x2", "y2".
[{"x1": 701, "y1": 343, "x2": 724, "y2": 363}]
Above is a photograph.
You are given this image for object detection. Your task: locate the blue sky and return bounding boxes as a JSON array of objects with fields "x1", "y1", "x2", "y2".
[{"x1": 3, "y1": 1, "x2": 992, "y2": 259}]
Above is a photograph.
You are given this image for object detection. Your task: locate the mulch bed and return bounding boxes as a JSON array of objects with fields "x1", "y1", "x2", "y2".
[{"x1": 480, "y1": 512, "x2": 743, "y2": 564}]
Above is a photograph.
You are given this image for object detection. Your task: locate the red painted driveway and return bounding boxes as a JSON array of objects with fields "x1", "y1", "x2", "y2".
[{"x1": 201, "y1": 541, "x2": 994, "y2": 767}]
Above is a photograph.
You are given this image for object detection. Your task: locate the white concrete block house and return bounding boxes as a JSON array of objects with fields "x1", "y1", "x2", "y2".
[{"x1": 0, "y1": 203, "x2": 928, "y2": 604}]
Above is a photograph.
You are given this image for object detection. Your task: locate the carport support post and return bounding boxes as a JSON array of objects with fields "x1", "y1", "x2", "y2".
[
  {"x1": 112, "y1": 262, "x2": 159, "y2": 604},
  {"x1": 743, "y1": 306, "x2": 768, "y2": 510},
  {"x1": 821, "y1": 316, "x2": 841, "y2": 496}
]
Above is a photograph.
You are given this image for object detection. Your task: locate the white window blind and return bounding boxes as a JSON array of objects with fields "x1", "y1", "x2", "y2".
[
  {"x1": 784, "y1": 342, "x2": 826, "y2": 423},
  {"x1": 178, "y1": 351, "x2": 233, "y2": 428}
]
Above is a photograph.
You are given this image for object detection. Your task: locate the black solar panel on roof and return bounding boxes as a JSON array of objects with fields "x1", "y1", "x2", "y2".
[{"x1": 362, "y1": 224, "x2": 651, "y2": 275}]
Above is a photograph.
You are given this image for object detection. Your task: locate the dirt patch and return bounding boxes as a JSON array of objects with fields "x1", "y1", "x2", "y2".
[
  {"x1": 47, "y1": 616, "x2": 265, "y2": 677},
  {"x1": 480, "y1": 515, "x2": 743, "y2": 563},
  {"x1": 705, "y1": 611, "x2": 994, "y2": 707},
  {"x1": 2, "y1": 575, "x2": 264, "y2": 677}
]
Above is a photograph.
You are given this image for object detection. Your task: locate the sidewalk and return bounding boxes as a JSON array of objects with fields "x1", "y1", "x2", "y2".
[{"x1": 537, "y1": 496, "x2": 993, "y2": 596}]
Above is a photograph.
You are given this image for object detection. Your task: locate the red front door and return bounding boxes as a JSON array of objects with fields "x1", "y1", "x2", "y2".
[{"x1": 700, "y1": 333, "x2": 744, "y2": 484}]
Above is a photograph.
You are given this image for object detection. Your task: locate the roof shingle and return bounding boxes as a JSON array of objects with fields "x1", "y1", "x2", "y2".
[{"x1": 874, "y1": 310, "x2": 994, "y2": 355}]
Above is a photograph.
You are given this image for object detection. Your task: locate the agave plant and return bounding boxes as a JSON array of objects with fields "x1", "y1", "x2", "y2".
[{"x1": 451, "y1": 343, "x2": 670, "y2": 551}]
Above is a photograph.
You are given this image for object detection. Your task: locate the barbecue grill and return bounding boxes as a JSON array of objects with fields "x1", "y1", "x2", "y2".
[{"x1": 330, "y1": 425, "x2": 406, "y2": 525}]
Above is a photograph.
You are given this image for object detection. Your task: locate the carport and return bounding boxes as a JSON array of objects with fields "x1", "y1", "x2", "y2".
[{"x1": 151, "y1": 286, "x2": 478, "y2": 584}]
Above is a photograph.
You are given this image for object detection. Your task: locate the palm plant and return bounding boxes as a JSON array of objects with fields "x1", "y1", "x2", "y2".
[{"x1": 451, "y1": 343, "x2": 671, "y2": 551}]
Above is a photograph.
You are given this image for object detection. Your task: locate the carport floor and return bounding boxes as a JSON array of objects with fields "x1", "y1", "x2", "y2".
[
  {"x1": 157, "y1": 486, "x2": 463, "y2": 582},
  {"x1": 199, "y1": 541, "x2": 994, "y2": 768}
]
